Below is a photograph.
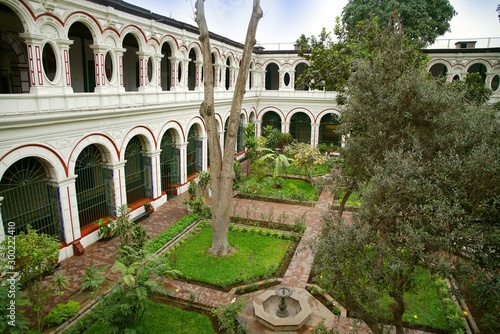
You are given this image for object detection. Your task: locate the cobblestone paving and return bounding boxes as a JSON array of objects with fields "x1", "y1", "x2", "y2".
[{"x1": 41, "y1": 189, "x2": 429, "y2": 334}]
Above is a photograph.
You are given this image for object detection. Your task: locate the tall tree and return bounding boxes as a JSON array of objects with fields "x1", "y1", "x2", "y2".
[
  {"x1": 342, "y1": 0, "x2": 456, "y2": 46},
  {"x1": 194, "y1": 1, "x2": 263, "y2": 256},
  {"x1": 314, "y1": 19, "x2": 500, "y2": 333}
]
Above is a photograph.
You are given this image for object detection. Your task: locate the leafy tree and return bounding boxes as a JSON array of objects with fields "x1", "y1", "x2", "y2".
[
  {"x1": 315, "y1": 20, "x2": 499, "y2": 333},
  {"x1": 341, "y1": 0, "x2": 456, "y2": 46},
  {"x1": 194, "y1": 0, "x2": 263, "y2": 256},
  {"x1": 451, "y1": 72, "x2": 492, "y2": 105},
  {"x1": 285, "y1": 142, "x2": 327, "y2": 183}
]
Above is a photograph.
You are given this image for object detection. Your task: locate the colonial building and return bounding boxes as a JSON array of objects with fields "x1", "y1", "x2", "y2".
[{"x1": 0, "y1": 0, "x2": 498, "y2": 260}]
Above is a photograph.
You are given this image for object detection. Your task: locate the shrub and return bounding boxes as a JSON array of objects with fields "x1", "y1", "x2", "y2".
[
  {"x1": 144, "y1": 213, "x2": 201, "y2": 253},
  {"x1": 44, "y1": 300, "x2": 80, "y2": 328},
  {"x1": 211, "y1": 298, "x2": 246, "y2": 334}
]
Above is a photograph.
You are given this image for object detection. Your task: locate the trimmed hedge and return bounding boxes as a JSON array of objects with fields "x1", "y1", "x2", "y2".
[
  {"x1": 44, "y1": 300, "x2": 80, "y2": 328},
  {"x1": 144, "y1": 213, "x2": 201, "y2": 254}
]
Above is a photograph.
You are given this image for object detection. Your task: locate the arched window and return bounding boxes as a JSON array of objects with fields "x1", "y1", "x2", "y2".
[
  {"x1": 265, "y1": 63, "x2": 279, "y2": 90},
  {"x1": 319, "y1": 113, "x2": 341, "y2": 149},
  {"x1": 261, "y1": 111, "x2": 281, "y2": 131},
  {"x1": 124, "y1": 136, "x2": 149, "y2": 204},
  {"x1": 75, "y1": 145, "x2": 109, "y2": 227},
  {"x1": 0, "y1": 157, "x2": 62, "y2": 239},
  {"x1": 187, "y1": 126, "x2": 202, "y2": 176},
  {"x1": 290, "y1": 112, "x2": 311, "y2": 143},
  {"x1": 69, "y1": 22, "x2": 95, "y2": 92},
  {"x1": 160, "y1": 130, "x2": 180, "y2": 197}
]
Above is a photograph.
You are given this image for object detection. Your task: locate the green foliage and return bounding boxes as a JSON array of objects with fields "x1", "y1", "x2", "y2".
[
  {"x1": 96, "y1": 218, "x2": 114, "y2": 239},
  {"x1": 94, "y1": 255, "x2": 171, "y2": 333},
  {"x1": 286, "y1": 142, "x2": 327, "y2": 182},
  {"x1": 81, "y1": 300, "x2": 216, "y2": 334},
  {"x1": 111, "y1": 205, "x2": 135, "y2": 247},
  {"x1": 310, "y1": 318, "x2": 338, "y2": 334},
  {"x1": 0, "y1": 226, "x2": 64, "y2": 329},
  {"x1": 258, "y1": 147, "x2": 293, "y2": 179},
  {"x1": 451, "y1": 72, "x2": 492, "y2": 105},
  {"x1": 79, "y1": 264, "x2": 106, "y2": 298},
  {"x1": 211, "y1": 298, "x2": 246, "y2": 334},
  {"x1": 44, "y1": 300, "x2": 80, "y2": 328},
  {"x1": 144, "y1": 213, "x2": 201, "y2": 254},
  {"x1": 3, "y1": 225, "x2": 60, "y2": 285},
  {"x1": 0, "y1": 280, "x2": 30, "y2": 334},
  {"x1": 341, "y1": 0, "x2": 456, "y2": 46},
  {"x1": 169, "y1": 225, "x2": 293, "y2": 287},
  {"x1": 237, "y1": 176, "x2": 318, "y2": 202},
  {"x1": 314, "y1": 13, "x2": 499, "y2": 332}
]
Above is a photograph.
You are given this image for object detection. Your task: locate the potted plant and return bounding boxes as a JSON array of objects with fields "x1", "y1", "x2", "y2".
[
  {"x1": 96, "y1": 218, "x2": 115, "y2": 240},
  {"x1": 143, "y1": 202, "x2": 153, "y2": 212}
]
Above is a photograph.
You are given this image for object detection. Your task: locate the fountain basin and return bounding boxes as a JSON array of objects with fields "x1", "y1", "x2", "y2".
[{"x1": 253, "y1": 288, "x2": 312, "y2": 332}]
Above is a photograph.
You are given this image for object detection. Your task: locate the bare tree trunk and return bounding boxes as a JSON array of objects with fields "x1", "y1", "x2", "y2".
[
  {"x1": 338, "y1": 188, "x2": 352, "y2": 217},
  {"x1": 195, "y1": 1, "x2": 263, "y2": 256}
]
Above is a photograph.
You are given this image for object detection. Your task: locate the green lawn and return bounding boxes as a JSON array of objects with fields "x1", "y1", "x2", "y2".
[
  {"x1": 168, "y1": 225, "x2": 294, "y2": 287},
  {"x1": 238, "y1": 176, "x2": 318, "y2": 202},
  {"x1": 81, "y1": 300, "x2": 215, "y2": 334}
]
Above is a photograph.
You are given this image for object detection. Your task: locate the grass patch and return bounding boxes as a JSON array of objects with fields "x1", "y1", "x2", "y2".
[
  {"x1": 238, "y1": 176, "x2": 318, "y2": 202},
  {"x1": 167, "y1": 224, "x2": 295, "y2": 288},
  {"x1": 281, "y1": 163, "x2": 330, "y2": 176},
  {"x1": 81, "y1": 300, "x2": 215, "y2": 334},
  {"x1": 334, "y1": 190, "x2": 362, "y2": 206},
  {"x1": 376, "y1": 269, "x2": 451, "y2": 331}
]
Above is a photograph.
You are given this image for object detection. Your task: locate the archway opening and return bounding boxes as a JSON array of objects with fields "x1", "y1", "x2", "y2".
[
  {"x1": 290, "y1": 112, "x2": 311, "y2": 143},
  {"x1": 265, "y1": 63, "x2": 279, "y2": 90},
  {"x1": 124, "y1": 136, "x2": 150, "y2": 204},
  {"x1": 319, "y1": 113, "x2": 341, "y2": 150},
  {"x1": 69, "y1": 21, "x2": 95, "y2": 92},
  {"x1": 160, "y1": 130, "x2": 180, "y2": 197}
]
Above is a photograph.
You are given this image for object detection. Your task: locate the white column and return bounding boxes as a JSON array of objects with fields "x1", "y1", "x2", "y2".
[
  {"x1": 311, "y1": 123, "x2": 320, "y2": 147},
  {"x1": 146, "y1": 150, "x2": 162, "y2": 199},
  {"x1": 106, "y1": 161, "x2": 127, "y2": 213},
  {"x1": 200, "y1": 135, "x2": 208, "y2": 171},
  {"x1": 177, "y1": 143, "x2": 188, "y2": 185},
  {"x1": 48, "y1": 176, "x2": 79, "y2": 244}
]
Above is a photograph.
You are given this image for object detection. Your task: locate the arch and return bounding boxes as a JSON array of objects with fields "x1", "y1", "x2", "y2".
[
  {"x1": 74, "y1": 144, "x2": 110, "y2": 228},
  {"x1": 0, "y1": 145, "x2": 66, "y2": 180},
  {"x1": 188, "y1": 48, "x2": 197, "y2": 91},
  {"x1": 289, "y1": 112, "x2": 312, "y2": 143},
  {"x1": 186, "y1": 117, "x2": 207, "y2": 139},
  {"x1": 186, "y1": 123, "x2": 203, "y2": 176},
  {"x1": 159, "y1": 128, "x2": 181, "y2": 197},
  {"x1": 63, "y1": 12, "x2": 101, "y2": 42},
  {"x1": 119, "y1": 126, "x2": 156, "y2": 160},
  {"x1": 67, "y1": 133, "x2": 119, "y2": 175},
  {"x1": 0, "y1": 156, "x2": 63, "y2": 239},
  {"x1": 467, "y1": 62, "x2": 488, "y2": 83},
  {"x1": 261, "y1": 110, "x2": 282, "y2": 132},
  {"x1": 0, "y1": 1, "x2": 34, "y2": 34},
  {"x1": 68, "y1": 21, "x2": 96, "y2": 92},
  {"x1": 124, "y1": 135, "x2": 151, "y2": 204},
  {"x1": 121, "y1": 31, "x2": 141, "y2": 91},
  {"x1": 429, "y1": 63, "x2": 448, "y2": 78},
  {"x1": 0, "y1": 6, "x2": 30, "y2": 94},
  {"x1": 265, "y1": 62, "x2": 280, "y2": 90},
  {"x1": 318, "y1": 112, "x2": 341, "y2": 150}
]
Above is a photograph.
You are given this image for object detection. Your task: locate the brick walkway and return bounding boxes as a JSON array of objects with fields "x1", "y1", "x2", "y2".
[{"x1": 42, "y1": 189, "x2": 429, "y2": 334}]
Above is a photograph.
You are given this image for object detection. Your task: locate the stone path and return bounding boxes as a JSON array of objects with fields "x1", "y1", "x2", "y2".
[{"x1": 42, "y1": 188, "x2": 430, "y2": 334}]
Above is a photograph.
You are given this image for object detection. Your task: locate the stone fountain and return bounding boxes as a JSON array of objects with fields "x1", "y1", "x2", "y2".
[{"x1": 253, "y1": 286, "x2": 312, "y2": 332}]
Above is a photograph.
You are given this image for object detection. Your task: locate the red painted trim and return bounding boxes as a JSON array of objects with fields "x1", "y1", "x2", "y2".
[
  {"x1": 66, "y1": 186, "x2": 75, "y2": 242},
  {"x1": 67, "y1": 133, "x2": 120, "y2": 173},
  {"x1": 0, "y1": 143, "x2": 68, "y2": 177}
]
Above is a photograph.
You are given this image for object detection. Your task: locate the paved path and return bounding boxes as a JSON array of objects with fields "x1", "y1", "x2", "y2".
[{"x1": 41, "y1": 189, "x2": 429, "y2": 334}]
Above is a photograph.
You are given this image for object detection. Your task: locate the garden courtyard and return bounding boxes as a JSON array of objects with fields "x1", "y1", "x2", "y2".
[{"x1": 37, "y1": 182, "x2": 445, "y2": 334}]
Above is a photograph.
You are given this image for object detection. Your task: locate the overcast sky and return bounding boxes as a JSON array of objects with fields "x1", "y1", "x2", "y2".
[{"x1": 125, "y1": 0, "x2": 500, "y2": 49}]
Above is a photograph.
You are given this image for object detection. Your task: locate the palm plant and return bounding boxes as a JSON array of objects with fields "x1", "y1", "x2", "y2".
[{"x1": 96, "y1": 254, "x2": 173, "y2": 333}]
